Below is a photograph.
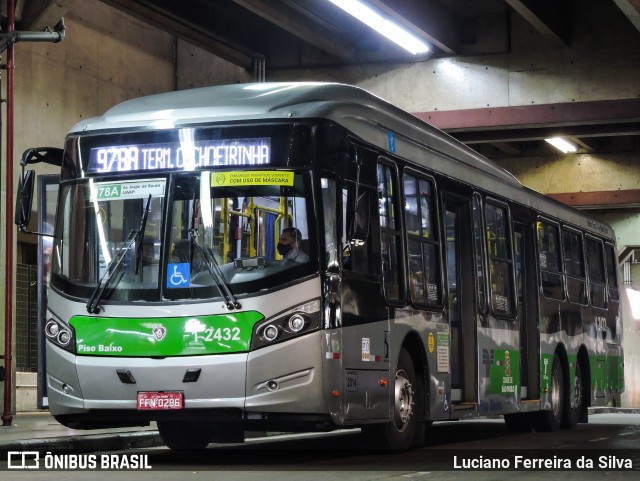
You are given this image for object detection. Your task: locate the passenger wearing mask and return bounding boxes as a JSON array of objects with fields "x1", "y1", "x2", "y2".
[{"x1": 277, "y1": 227, "x2": 310, "y2": 263}]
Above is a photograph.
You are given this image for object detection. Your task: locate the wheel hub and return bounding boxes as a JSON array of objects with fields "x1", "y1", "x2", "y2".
[
  {"x1": 574, "y1": 372, "x2": 582, "y2": 408},
  {"x1": 394, "y1": 369, "x2": 414, "y2": 431}
]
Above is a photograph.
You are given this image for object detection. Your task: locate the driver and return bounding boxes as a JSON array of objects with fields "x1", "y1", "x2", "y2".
[{"x1": 277, "y1": 227, "x2": 309, "y2": 263}]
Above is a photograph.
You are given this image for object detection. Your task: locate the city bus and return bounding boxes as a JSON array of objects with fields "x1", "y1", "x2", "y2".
[{"x1": 15, "y1": 82, "x2": 623, "y2": 451}]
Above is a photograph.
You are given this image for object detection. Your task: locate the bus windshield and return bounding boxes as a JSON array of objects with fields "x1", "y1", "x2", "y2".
[
  {"x1": 165, "y1": 171, "x2": 314, "y2": 300},
  {"x1": 51, "y1": 171, "x2": 315, "y2": 304}
]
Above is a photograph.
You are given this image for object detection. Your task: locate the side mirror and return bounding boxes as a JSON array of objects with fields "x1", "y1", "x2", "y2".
[
  {"x1": 15, "y1": 169, "x2": 36, "y2": 230},
  {"x1": 20, "y1": 147, "x2": 64, "y2": 167}
]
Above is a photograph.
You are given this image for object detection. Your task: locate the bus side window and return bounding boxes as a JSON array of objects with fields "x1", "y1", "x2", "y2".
[
  {"x1": 562, "y1": 227, "x2": 587, "y2": 305},
  {"x1": 586, "y1": 236, "x2": 607, "y2": 309},
  {"x1": 377, "y1": 162, "x2": 404, "y2": 303},
  {"x1": 536, "y1": 220, "x2": 564, "y2": 300},
  {"x1": 341, "y1": 184, "x2": 374, "y2": 274},
  {"x1": 321, "y1": 178, "x2": 338, "y2": 270},
  {"x1": 484, "y1": 201, "x2": 515, "y2": 316},
  {"x1": 605, "y1": 243, "x2": 619, "y2": 302},
  {"x1": 403, "y1": 171, "x2": 441, "y2": 307}
]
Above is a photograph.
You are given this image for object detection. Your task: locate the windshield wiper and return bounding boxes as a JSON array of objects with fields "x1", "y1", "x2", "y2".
[
  {"x1": 189, "y1": 197, "x2": 241, "y2": 310},
  {"x1": 86, "y1": 195, "x2": 152, "y2": 314},
  {"x1": 191, "y1": 236, "x2": 241, "y2": 310}
]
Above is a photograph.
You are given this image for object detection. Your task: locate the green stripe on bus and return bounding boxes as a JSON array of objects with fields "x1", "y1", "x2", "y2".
[
  {"x1": 590, "y1": 354, "x2": 624, "y2": 392},
  {"x1": 70, "y1": 311, "x2": 264, "y2": 357}
]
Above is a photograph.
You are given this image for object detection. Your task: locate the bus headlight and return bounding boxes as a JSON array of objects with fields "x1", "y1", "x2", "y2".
[
  {"x1": 288, "y1": 314, "x2": 305, "y2": 332},
  {"x1": 58, "y1": 330, "x2": 72, "y2": 346},
  {"x1": 45, "y1": 318, "x2": 76, "y2": 354},
  {"x1": 45, "y1": 320, "x2": 60, "y2": 337},
  {"x1": 251, "y1": 299, "x2": 321, "y2": 350},
  {"x1": 262, "y1": 325, "x2": 280, "y2": 342}
]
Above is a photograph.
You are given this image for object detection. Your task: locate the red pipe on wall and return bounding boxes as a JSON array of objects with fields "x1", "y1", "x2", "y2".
[{"x1": 2, "y1": 0, "x2": 15, "y2": 427}]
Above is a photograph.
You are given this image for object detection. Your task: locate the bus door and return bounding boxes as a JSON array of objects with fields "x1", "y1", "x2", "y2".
[
  {"x1": 340, "y1": 159, "x2": 388, "y2": 422},
  {"x1": 443, "y1": 194, "x2": 477, "y2": 404},
  {"x1": 514, "y1": 222, "x2": 540, "y2": 400}
]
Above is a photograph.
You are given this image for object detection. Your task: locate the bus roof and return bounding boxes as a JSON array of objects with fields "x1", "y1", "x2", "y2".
[
  {"x1": 70, "y1": 82, "x2": 615, "y2": 240},
  {"x1": 72, "y1": 82, "x2": 520, "y2": 184}
]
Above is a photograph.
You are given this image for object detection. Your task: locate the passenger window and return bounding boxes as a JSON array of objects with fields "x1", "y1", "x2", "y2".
[
  {"x1": 378, "y1": 162, "x2": 404, "y2": 302},
  {"x1": 586, "y1": 236, "x2": 607, "y2": 309},
  {"x1": 605, "y1": 244, "x2": 619, "y2": 302},
  {"x1": 342, "y1": 184, "x2": 375, "y2": 274},
  {"x1": 484, "y1": 201, "x2": 514, "y2": 316},
  {"x1": 536, "y1": 220, "x2": 564, "y2": 300},
  {"x1": 321, "y1": 178, "x2": 338, "y2": 270},
  {"x1": 403, "y1": 172, "x2": 440, "y2": 307},
  {"x1": 562, "y1": 228, "x2": 587, "y2": 304}
]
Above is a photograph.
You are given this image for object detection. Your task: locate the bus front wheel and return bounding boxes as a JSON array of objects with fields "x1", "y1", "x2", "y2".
[
  {"x1": 157, "y1": 420, "x2": 214, "y2": 450},
  {"x1": 363, "y1": 348, "x2": 418, "y2": 451}
]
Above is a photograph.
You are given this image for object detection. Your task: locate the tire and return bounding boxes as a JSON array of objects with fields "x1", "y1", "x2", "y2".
[
  {"x1": 563, "y1": 360, "x2": 585, "y2": 428},
  {"x1": 533, "y1": 353, "x2": 563, "y2": 432},
  {"x1": 157, "y1": 420, "x2": 214, "y2": 450},
  {"x1": 363, "y1": 348, "x2": 417, "y2": 451},
  {"x1": 504, "y1": 412, "x2": 533, "y2": 433}
]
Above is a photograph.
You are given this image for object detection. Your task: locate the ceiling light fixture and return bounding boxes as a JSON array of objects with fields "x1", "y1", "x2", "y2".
[
  {"x1": 545, "y1": 137, "x2": 578, "y2": 154},
  {"x1": 328, "y1": 0, "x2": 430, "y2": 55}
]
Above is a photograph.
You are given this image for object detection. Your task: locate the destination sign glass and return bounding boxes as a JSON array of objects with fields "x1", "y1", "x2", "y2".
[{"x1": 87, "y1": 137, "x2": 271, "y2": 174}]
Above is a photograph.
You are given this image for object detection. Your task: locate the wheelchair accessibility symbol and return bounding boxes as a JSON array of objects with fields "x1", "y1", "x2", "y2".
[{"x1": 167, "y1": 263, "x2": 190, "y2": 288}]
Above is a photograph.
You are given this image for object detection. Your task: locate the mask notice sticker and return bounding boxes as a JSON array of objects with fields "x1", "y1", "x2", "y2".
[{"x1": 211, "y1": 171, "x2": 294, "y2": 187}]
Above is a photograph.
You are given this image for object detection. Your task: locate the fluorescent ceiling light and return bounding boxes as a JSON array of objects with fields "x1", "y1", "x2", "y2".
[
  {"x1": 328, "y1": 0, "x2": 430, "y2": 55},
  {"x1": 545, "y1": 137, "x2": 578, "y2": 154}
]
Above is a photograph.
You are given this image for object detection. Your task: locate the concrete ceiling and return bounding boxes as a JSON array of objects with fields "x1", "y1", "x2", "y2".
[{"x1": 11, "y1": 0, "x2": 640, "y2": 161}]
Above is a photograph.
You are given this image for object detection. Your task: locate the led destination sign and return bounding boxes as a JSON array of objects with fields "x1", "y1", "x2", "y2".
[{"x1": 87, "y1": 137, "x2": 271, "y2": 174}]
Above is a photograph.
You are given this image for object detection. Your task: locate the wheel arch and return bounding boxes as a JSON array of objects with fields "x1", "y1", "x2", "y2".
[
  {"x1": 577, "y1": 345, "x2": 591, "y2": 407},
  {"x1": 554, "y1": 342, "x2": 570, "y2": 392},
  {"x1": 401, "y1": 331, "x2": 429, "y2": 419}
]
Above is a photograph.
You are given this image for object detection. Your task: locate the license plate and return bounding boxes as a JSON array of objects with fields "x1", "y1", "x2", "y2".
[{"x1": 137, "y1": 391, "x2": 183, "y2": 410}]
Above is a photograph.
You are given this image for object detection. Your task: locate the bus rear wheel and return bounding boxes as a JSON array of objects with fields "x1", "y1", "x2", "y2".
[
  {"x1": 533, "y1": 354, "x2": 563, "y2": 432},
  {"x1": 157, "y1": 420, "x2": 214, "y2": 450},
  {"x1": 363, "y1": 348, "x2": 417, "y2": 451},
  {"x1": 563, "y1": 360, "x2": 585, "y2": 428}
]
